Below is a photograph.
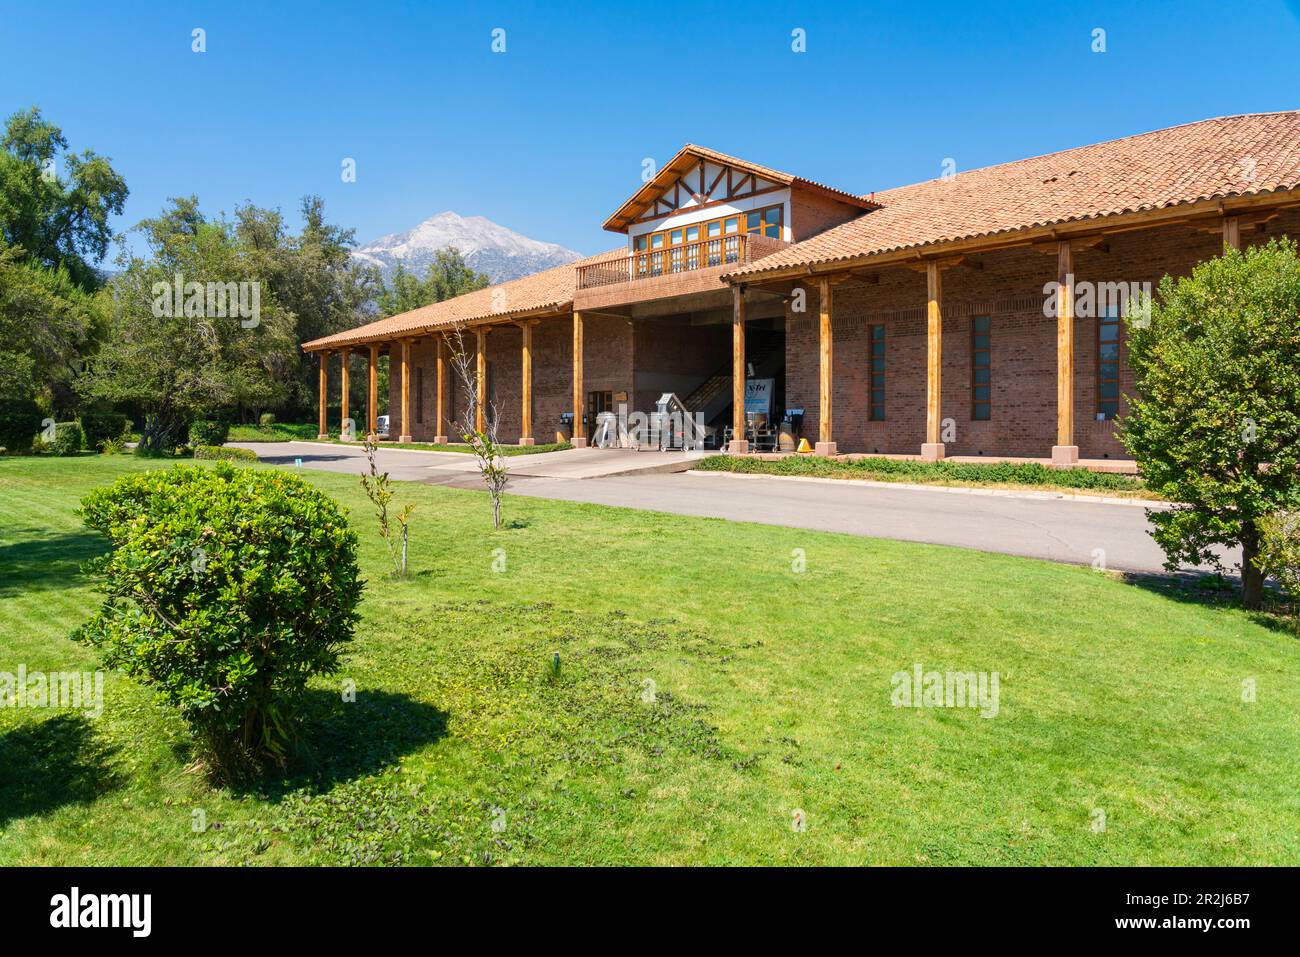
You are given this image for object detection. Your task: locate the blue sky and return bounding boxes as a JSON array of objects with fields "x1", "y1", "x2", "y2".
[{"x1": 4, "y1": 0, "x2": 1300, "y2": 259}]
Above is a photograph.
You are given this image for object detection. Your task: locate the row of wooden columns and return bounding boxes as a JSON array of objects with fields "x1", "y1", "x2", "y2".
[
  {"x1": 761, "y1": 214, "x2": 1245, "y2": 465},
  {"x1": 315, "y1": 322, "x2": 543, "y2": 445}
]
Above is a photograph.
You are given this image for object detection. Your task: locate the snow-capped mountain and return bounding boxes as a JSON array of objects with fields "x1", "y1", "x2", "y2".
[{"x1": 352, "y1": 211, "x2": 582, "y2": 284}]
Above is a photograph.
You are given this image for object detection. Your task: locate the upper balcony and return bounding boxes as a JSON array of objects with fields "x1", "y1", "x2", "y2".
[{"x1": 573, "y1": 233, "x2": 789, "y2": 311}]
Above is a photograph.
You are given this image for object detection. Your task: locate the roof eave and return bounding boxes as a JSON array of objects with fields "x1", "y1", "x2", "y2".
[{"x1": 723, "y1": 187, "x2": 1300, "y2": 285}]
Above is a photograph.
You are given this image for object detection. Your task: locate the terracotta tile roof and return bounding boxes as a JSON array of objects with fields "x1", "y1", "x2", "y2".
[
  {"x1": 727, "y1": 112, "x2": 1300, "y2": 280},
  {"x1": 303, "y1": 248, "x2": 625, "y2": 350},
  {"x1": 602, "y1": 143, "x2": 875, "y2": 232}
]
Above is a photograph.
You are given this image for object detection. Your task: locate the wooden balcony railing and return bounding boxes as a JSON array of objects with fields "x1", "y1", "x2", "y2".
[{"x1": 577, "y1": 232, "x2": 789, "y2": 290}]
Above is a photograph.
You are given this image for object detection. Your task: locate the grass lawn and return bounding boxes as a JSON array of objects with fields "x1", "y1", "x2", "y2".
[
  {"x1": 226, "y1": 422, "x2": 320, "y2": 443},
  {"x1": 0, "y1": 455, "x2": 1295, "y2": 865},
  {"x1": 696, "y1": 454, "x2": 1157, "y2": 499}
]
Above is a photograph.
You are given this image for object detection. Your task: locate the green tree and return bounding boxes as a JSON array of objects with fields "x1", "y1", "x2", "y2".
[
  {"x1": 0, "y1": 241, "x2": 107, "y2": 407},
  {"x1": 233, "y1": 196, "x2": 379, "y2": 420},
  {"x1": 79, "y1": 198, "x2": 297, "y2": 453},
  {"x1": 1121, "y1": 239, "x2": 1300, "y2": 608},
  {"x1": 0, "y1": 106, "x2": 127, "y2": 290},
  {"x1": 376, "y1": 247, "x2": 489, "y2": 317}
]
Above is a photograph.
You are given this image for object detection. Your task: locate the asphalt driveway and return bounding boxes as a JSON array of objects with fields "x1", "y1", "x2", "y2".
[{"x1": 235, "y1": 442, "x2": 1232, "y2": 576}]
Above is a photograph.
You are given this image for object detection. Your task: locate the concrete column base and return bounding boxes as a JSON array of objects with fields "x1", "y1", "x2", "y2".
[
  {"x1": 572, "y1": 437, "x2": 588, "y2": 448},
  {"x1": 1051, "y1": 444, "x2": 1080, "y2": 467},
  {"x1": 728, "y1": 439, "x2": 750, "y2": 454},
  {"x1": 397, "y1": 435, "x2": 413, "y2": 443},
  {"x1": 519, "y1": 437, "x2": 535, "y2": 446},
  {"x1": 433, "y1": 435, "x2": 448, "y2": 445},
  {"x1": 920, "y1": 442, "x2": 946, "y2": 462},
  {"x1": 814, "y1": 441, "x2": 839, "y2": 457}
]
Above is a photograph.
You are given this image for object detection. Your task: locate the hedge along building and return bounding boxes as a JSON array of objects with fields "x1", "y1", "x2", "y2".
[{"x1": 303, "y1": 112, "x2": 1300, "y2": 465}]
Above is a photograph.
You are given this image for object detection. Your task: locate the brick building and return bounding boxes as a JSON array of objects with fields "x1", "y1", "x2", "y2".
[{"x1": 303, "y1": 112, "x2": 1300, "y2": 466}]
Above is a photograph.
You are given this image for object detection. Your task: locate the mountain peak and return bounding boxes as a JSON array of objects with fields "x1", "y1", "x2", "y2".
[{"x1": 353, "y1": 212, "x2": 581, "y2": 284}]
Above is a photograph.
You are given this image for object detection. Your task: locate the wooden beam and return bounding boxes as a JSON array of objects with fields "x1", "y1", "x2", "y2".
[
  {"x1": 340, "y1": 349, "x2": 351, "y2": 438},
  {"x1": 572, "y1": 312, "x2": 586, "y2": 446},
  {"x1": 518, "y1": 321, "x2": 534, "y2": 445},
  {"x1": 474, "y1": 327, "x2": 487, "y2": 435},
  {"x1": 730, "y1": 286, "x2": 748, "y2": 453},
  {"x1": 317, "y1": 351, "x2": 329, "y2": 439},
  {"x1": 434, "y1": 337, "x2": 447, "y2": 443},
  {"x1": 816, "y1": 277, "x2": 836, "y2": 456},
  {"x1": 367, "y1": 344, "x2": 379, "y2": 436},
  {"x1": 923, "y1": 262, "x2": 944, "y2": 460},
  {"x1": 1052, "y1": 241, "x2": 1077, "y2": 466},
  {"x1": 398, "y1": 339, "x2": 412, "y2": 442},
  {"x1": 1223, "y1": 215, "x2": 1242, "y2": 252}
]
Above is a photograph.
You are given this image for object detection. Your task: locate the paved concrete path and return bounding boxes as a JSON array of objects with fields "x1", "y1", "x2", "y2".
[
  {"x1": 235, "y1": 442, "x2": 1231, "y2": 575},
  {"x1": 230, "y1": 441, "x2": 703, "y2": 486}
]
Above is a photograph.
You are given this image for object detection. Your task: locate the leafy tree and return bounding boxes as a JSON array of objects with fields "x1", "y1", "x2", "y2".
[
  {"x1": 79, "y1": 198, "x2": 297, "y2": 452},
  {"x1": 233, "y1": 197, "x2": 378, "y2": 419},
  {"x1": 0, "y1": 240, "x2": 108, "y2": 409},
  {"x1": 376, "y1": 248, "x2": 489, "y2": 317},
  {"x1": 0, "y1": 106, "x2": 127, "y2": 290},
  {"x1": 1121, "y1": 239, "x2": 1300, "y2": 608}
]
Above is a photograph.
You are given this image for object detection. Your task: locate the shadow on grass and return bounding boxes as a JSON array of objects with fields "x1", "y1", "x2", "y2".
[
  {"x1": 0, "y1": 528, "x2": 106, "y2": 598},
  {"x1": 0, "y1": 714, "x2": 123, "y2": 827},
  {"x1": 240, "y1": 688, "x2": 449, "y2": 800},
  {"x1": 1122, "y1": 569, "x2": 1297, "y2": 636}
]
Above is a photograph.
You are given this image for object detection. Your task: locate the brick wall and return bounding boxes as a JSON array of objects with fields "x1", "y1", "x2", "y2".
[
  {"x1": 785, "y1": 209, "x2": 1300, "y2": 458},
  {"x1": 632, "y1": 316, "x2": 729, "y2": 411}
]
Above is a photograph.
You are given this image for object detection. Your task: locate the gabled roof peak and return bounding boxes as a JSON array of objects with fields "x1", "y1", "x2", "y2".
[{"x1": 602, "y1": 144, "x2": 875, "y2": 232}]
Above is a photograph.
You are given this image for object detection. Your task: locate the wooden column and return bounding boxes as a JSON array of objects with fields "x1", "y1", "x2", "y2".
[
  {"x1": 317, "y1": 351, "x2": 329, "y2": 439},
  {"x1": 1051, "y1": 241, "x2": 1078, "y2": 466},
  {"x1": 730, "y1": 285, "x2": 749, "y2": 453},
  {"x1": 434, "y1": 336, "x2": 448, "y2": 444},
  {"x1": 398, "y1": 339, "x2": 412, "y2": 442},
  {"x1": 474, "y1": 327, "x2": 487, "y2": 434},
  {"x1": 572, "y1": 311, "x2": 586, "y2": 447},
  {"x1": 339, "y1": 349, "x2": 351, "y2": 439},
  {"x1": 367, "y1": 343, "x2": 379, "y2": 437},
  {"x1": 1223, "y1": 215, "x2": 1242, "y2": 252},
  {"x1": 815, "y1": 277, "x2": 836, "y2": 456},
  {"x1": 922, "y1": 262, "x2": 945, "y2": 461},
  {"x1": 518, "y1": 321, "x2": 535, "y2": 445}
]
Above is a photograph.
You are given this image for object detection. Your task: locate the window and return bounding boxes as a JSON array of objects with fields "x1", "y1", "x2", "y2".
[
  {"x1": 868, "y1": 324, "x2": 886, "y2": 421},
  {"x1": 745, "y1": 205, "x2": 783, "y2": 239},
  {"x1": 1098, "y1": 307, "x2": 1121, "y2": 419},
  {"x1": 632, "y1": 204, "x2": 783, "y2": 257},
  {"x1": 971, "y1": 315, "x2": 991, "y2": 420},
  {"x1": 587, "y1": 390, "x2": 614, "y2": 426},
  {"x1": 416, "y1": 367, "x2": 424, "y2": 424}
]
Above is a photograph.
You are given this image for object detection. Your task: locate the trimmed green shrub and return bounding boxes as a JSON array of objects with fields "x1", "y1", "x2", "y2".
[
  {"x1": 51, "y1": 421, "x2": 83, "y2": 455},
  {"x1": 189, "y1": 418, "x2": 229, "y2": 447},
  {"x1": 81, "y1": 410, "x2": 130, "y2": 448},
  {"x1": 694, "y1": 454, "x2": 1147, "y2": 493},
  {"x1": 74, "y1": 463, "x2": 364, "y2": 777},
  {"x1": 1258, "y1": 510, "x2": 1300, "y2": 604},
  {"x1": 0, "y1": 397, "x2": 43, "y2": 453},
  {"x1": 193, "y1": 444, "x2": 257, "y2": 462},
  {"x1": 259, "y1": 412, "x2": 276, "y2": 428}
]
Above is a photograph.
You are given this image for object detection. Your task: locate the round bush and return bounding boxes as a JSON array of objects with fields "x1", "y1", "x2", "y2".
[
  {"x1": 193, "y1": 444, "x2": 257, "y2": 462},
  {"x1": 74, "y1": 463, "x2": 364, "y2": 776},
  {"x1": 51, "y1": 421, "x2": 83, "y2": 455},
  {"x1": 0, "y1": 397, "x2": 43, "y2": 453},
  {"x1": 259, "y1": 412, "x2": 276, "y2": 428},
  {"x1": 189, "y1": 418, "x2": 229, "y2": 447},
  {"x1": 81, "y1": 409, "x2": 129, "y2": 448}
]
